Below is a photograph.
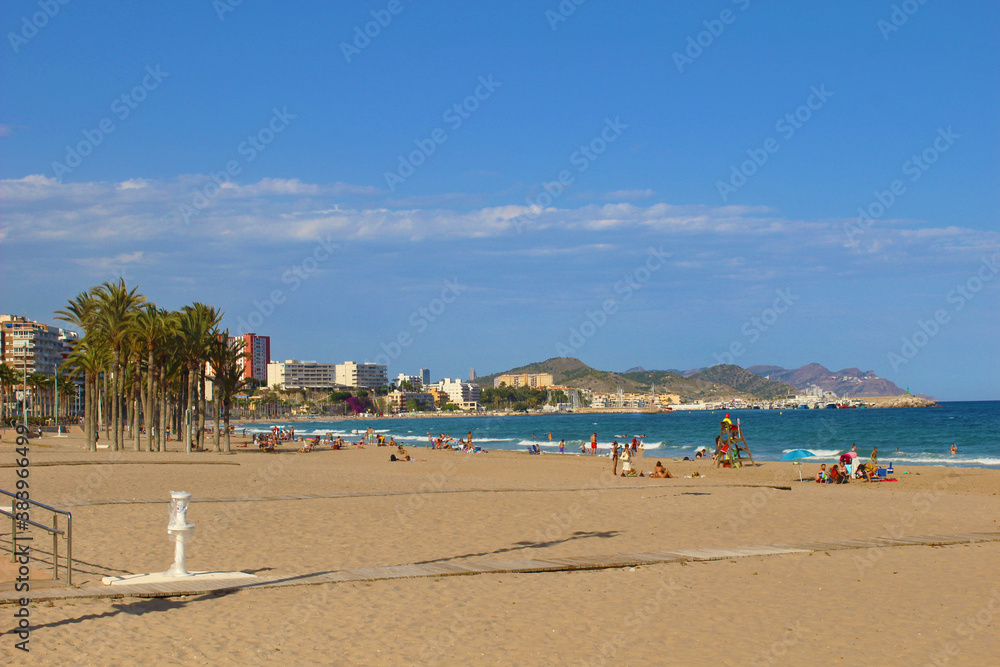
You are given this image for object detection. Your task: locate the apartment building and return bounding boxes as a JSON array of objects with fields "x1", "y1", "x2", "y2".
[
  {"x1": 336, "y1": 361, "x2": 388, "y2": 389},
  {"x1": 493, "y1": 372, "x2": 554, "y2": 389},
  {"x1": 266, "y1": 360, "x2": 337, "y2": 390},
  {"x1": 230, "y1": 333, "x2": 270, "y2": 384},
  {"x1": 1, "y1": 314, "x2": 76, "y2": 377},
  {"x1": 435, "y1": 378, "x2": 481, "y2": 410}
]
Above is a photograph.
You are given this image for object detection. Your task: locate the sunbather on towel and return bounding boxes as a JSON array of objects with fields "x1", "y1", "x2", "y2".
[{"x1": 650, "y1": 461, "x2": 674, "y2": 478}]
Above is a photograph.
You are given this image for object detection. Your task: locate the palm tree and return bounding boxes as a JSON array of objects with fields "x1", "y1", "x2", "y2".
[
  {"x1": 63, "y1": 340, "x2": 108, "y2": 451},
  {"x1": 210, "y1": 332, "x2": 248, "y2": 453},
  {"x1": 129, "y1": 305, "x2": 174, "y2": 451},
  {"x1": 208, "y1": 331, "x2": 247, "y2": 452},
  {"x1": 0, "y1": 363, "x2": 18, "y2": 423},
  {"x1": 93, "y1": 280, "x2": 145, "y2": 450},
  {"x1": 178, "y1": 304, "x2": 221, "y2": 452}
]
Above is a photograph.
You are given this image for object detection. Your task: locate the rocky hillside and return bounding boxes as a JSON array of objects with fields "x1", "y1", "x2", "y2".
[
  {"x1": 746, "y1": 363, "x2": 909, "y2": 397},
  {"x1": 479, "y1": 359, "x2": 797, "y2": 401}
]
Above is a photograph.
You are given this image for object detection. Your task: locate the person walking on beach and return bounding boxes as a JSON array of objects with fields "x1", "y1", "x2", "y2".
[
  {"x1": 611, "y1": 441, "x2": 620, "y2": 475},
  {"x1": 559, "y1": 439, "x2": 565, "y2": 453},
  {"x1": 871, "y1": 447, "x2": 878, "y2": 464},
  {"x1": 591, "y1": 432, "x2": 597, "y2": 455}
]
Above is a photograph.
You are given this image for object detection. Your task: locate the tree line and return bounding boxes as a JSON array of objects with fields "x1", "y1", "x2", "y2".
[{"x1": 53, "y1": 279, "x2": 247, "y2": 453}]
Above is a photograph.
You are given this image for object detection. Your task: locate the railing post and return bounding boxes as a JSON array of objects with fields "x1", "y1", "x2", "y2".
[
  {"x1": 52, "y1": 514, "x2": 59, "y2": 581},
  {"x1": 9, "y1": 501, "x2": 15, "y2": 563},
  {"x1": 66, "y1": 513, "x2": 73, "y2": 587}
]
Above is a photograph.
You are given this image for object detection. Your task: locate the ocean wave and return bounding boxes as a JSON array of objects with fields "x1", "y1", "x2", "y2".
[
  {"x1": 780, "y1": 448, "x2": 842, "y2": 458},
  {"x1": 877, "y1": 455, "x2": 1000, "y2": 467}
]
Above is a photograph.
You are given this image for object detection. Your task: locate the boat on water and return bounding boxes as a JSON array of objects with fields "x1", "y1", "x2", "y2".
[
  {"x1": 797, "y1": 404, "x2": 809, "y2": 410},
  {"x1": 825, "y1": 403, "x2": 838, "y2": 409},
  {"x1": 837, "y1": 403, "x2": 857, "y2": 409}
]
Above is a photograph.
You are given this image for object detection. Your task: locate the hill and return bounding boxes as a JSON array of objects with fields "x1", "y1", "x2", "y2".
[
  {"x1": 746, "y1": 363, "x2": 908, "y2": 397},
  {"x1": 479, "y1": 359, "x2": 797, "y2": 401},
  {"x1": 689, "y1": 365, "x2": 797, "y2": 399}
]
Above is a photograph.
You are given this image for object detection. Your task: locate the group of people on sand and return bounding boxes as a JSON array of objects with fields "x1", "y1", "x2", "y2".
[
  {"x1": 606, "y1": 438, "x2": 672, "y2": 478},
  {"x1": 816, "y1": 455, "x2": 888, "y2": 484},
  {"x1": 425, "y1": 430, "x2": 482, "y2": 452}
]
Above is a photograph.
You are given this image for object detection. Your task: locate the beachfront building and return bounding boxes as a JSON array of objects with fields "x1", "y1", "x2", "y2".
[
  {"x1": 266, "y1": 360, "x2": 337, "y2": 390},
  {"x1": 655, "y1": 393, "x2": 681, "y2": 406},
  {"x1": 426, "y1": 387, "x2": 449, "y2": 408},
  {"x1": 394, "y1": 373, "x2": 423, "y2": 388},
  {"x1": 590, "y1": 391, "x2": 674, "y2": 409},
  {"x1": 229, "y1": 333, "x2": 270, "y2": 384},
  {"x1": 336, "y1": 361, "x2": 389, "y2": 389},
  {"x1": 386, "y1": 389, "x2": 436, "y2": 412},
  {"x1": 435, "y1": 378, "x2": 482, "y2": 411},
  {"x1": 493, "y1": 372, "x2": 554, "y2": 389},
  {"x1": 1, "y1": 314, "x2": 76, "y2": 377}
]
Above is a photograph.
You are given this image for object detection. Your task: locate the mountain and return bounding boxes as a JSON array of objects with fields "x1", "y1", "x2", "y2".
[
  {"x1": 746, "y1": 363, "x2": 907, "y2": 397},
  {"x1": 689, "y1": 365, "x2": 797, "y2": 399},
  {"x1": 479, "y1": 358, "x2": 797, "y2": 401},
  {"x1": 624, "y1": 366, "x2": 646, "y2": 373}
]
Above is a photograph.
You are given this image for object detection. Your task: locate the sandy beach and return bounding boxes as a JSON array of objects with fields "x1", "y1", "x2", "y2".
[{"x1": 2, "y1": 430, "x2": 998, "y2": 665}]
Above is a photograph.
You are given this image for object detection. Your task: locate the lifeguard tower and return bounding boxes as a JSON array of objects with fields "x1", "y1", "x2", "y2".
[{"x1": 716, "y1": 417, "x2": 755, "y2": 467}]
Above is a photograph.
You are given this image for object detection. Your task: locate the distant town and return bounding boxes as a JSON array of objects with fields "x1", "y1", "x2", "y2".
[{"x1": 3, "y1": 311, "x2": 935, "y2": 426}]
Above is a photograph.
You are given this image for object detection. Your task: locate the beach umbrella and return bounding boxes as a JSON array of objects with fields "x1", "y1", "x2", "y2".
[{"x1": 780, "y1": 449, "x2": 816, "y2": 461}]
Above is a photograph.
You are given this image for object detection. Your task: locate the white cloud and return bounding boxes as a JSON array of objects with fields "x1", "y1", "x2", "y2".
[
  {"x1": 602, "y1": 188, "x2": 655, "y2": 200},
  {"x1": 1, "y1": 175, "x2": 996, "y2": 273}
]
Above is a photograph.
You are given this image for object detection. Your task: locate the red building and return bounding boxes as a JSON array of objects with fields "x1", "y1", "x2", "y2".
[{"x1": 230, "y1": 333, "x2": 270, "y2": 384}]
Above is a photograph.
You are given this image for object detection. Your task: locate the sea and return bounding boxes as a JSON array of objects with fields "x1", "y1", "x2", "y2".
[{"x1": 241, "y1": 400, "x2": 1000, "y2": 469}]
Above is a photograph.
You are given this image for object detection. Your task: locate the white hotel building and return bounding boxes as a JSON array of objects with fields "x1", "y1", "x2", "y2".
[{"x1": 267, "y1": 360, "x2": 388, "y2": 390}]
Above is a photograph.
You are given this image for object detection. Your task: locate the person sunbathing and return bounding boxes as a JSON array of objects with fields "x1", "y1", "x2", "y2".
[
  {"x1": 650, "y1": 461, "x2": 674, "y2": 478},
  {"x1": 816, "y1": 464, "x2": 827, "y2": 483},
  {"x1": 396, "y1": 445, "x2": 411, "y2": 461}
]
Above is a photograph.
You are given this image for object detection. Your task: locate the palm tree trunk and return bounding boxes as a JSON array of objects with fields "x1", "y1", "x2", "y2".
[
  {"x1": 132, "y1": 377, "x2": 141, "y2": 451},
  {"x1": 223, "y1": 399, "x2": 232, "y2": 453},
  {"x1": 213, "y1": 393, "x2": 222, "y2": 451},
  {"x1": 83, "y1": 372, "x2": 91, "y2": 450},
  {"x1": 111, "y1": 350, "x2": 120, "y2": 451},
  {"x1": 185, "y1": 366, "x2": 196, "y2": 453},
  {"x1": 144, "y1": 348, "x2": 154, "y2": 451},
  {"x1": 198, "y1": 366, "x2": 207, "y2": 449},
  {"x1": 159, "y1": 363, "x2": 168, "y2": 451}
]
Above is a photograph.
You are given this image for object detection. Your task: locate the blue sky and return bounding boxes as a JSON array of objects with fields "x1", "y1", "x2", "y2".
[{"x1": 1, "y1": 0, "x2": 998, "y2": 400}]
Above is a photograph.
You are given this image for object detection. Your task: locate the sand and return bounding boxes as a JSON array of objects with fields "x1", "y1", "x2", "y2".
[{"x1": 2, "y1": 430, "x2": 999, "y2": 665}]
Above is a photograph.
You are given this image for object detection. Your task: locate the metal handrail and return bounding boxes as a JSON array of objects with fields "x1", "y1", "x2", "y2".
[{"x1": 0, "y1": 489, "x2": 73, "y2": 586}]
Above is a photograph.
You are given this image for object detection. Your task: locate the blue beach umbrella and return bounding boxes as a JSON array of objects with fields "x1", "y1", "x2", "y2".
[{"x1": 780, "y1": 449, "x2": 816, "y2": 461}]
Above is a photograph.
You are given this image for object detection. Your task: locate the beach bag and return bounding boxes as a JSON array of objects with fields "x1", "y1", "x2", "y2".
[{"x1": 390, "y1": 454, "x2": 397, "y2": 461}]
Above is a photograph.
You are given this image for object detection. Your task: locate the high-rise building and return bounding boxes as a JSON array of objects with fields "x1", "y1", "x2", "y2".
[
  {"x1": 469, "y1": 368, "x2": 477, "y2": 382},
  {"x1": 229, "y1": 333, "x2": 270, "y2": 383},
  {"x1": 1, "y1": 314, "x2": 76, "y2": 377},
  {"x1": 420, "y1": 368, "x2": 431, "y2": 386}
]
